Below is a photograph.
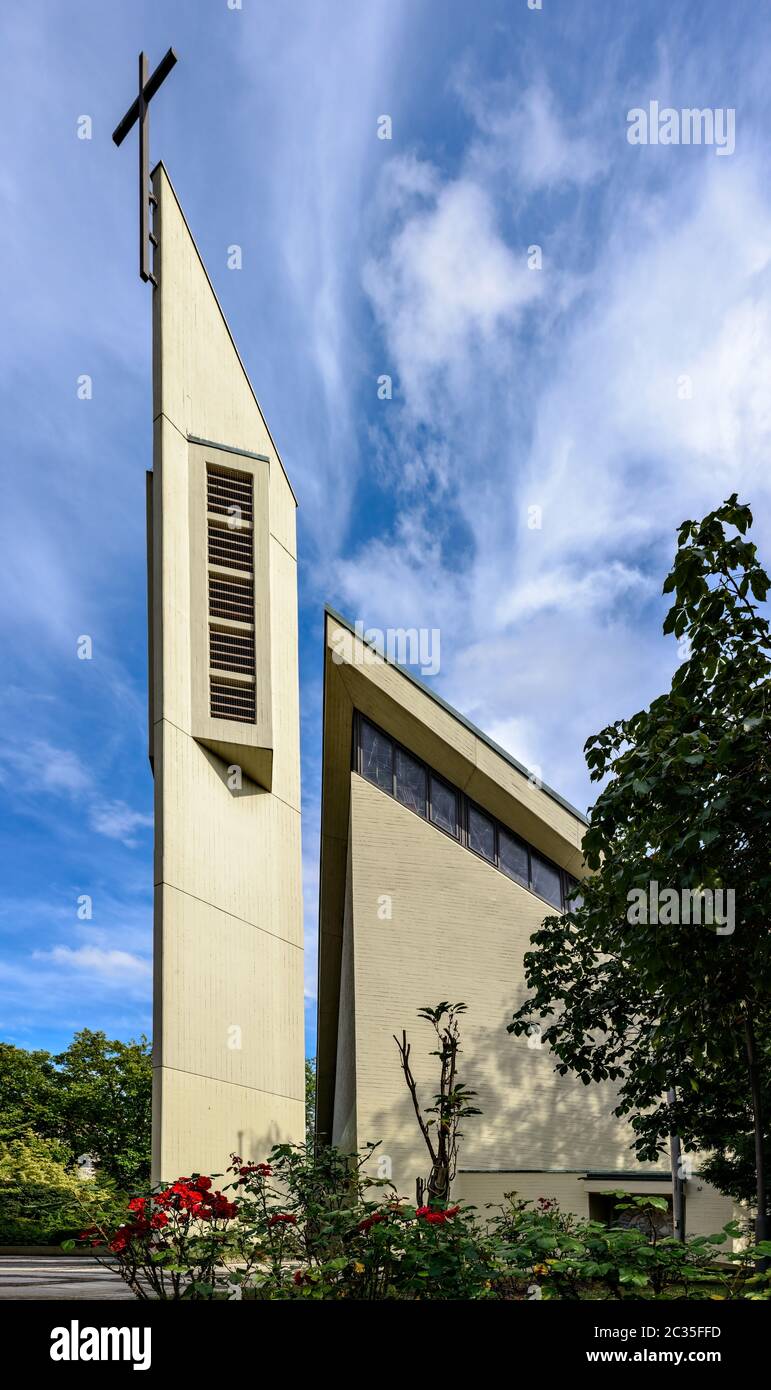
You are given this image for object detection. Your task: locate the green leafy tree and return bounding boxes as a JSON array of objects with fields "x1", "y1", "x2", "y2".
[
  {"x1": 0, "y1": 1044, "x2": 60, "y2": 1142},
  {"x1": 0, "y1": 1030, "x2": 151, "y2": 1187},
  {"x1": 305, "y1": 1057, "x2": 316, "y2": 1149},
  {"x1": 509, "y1": 497, "x2": 771, "y2": 1244},
  {"x1": 54, "y1": 1030, "x2": 152, "y2": 1187}
]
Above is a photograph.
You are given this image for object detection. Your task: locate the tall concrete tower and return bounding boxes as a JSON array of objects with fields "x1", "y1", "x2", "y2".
[{"x1": 147, "y1": 163, "x2": 304, "y2": 1181}]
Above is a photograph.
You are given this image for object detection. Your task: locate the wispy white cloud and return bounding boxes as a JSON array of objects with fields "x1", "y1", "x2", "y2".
[
  {"x1": 88, "y1": 801, "x2": 153, "y2": 848},
  {"x1": 340, "y1": 70, "x2": 771, "y2": 810},
  {"x1": 364, "y1": 169, "x2": 543, "y2": 419},
  {"x1": 0, "y1": 738, "x2": 151, "y2": 847},
  {"x1": 32, "y1": 944, "x2": 151, "y2": 986},
  {"x1": 460, "y1": 76, "x2": 608, "y2": 193}
]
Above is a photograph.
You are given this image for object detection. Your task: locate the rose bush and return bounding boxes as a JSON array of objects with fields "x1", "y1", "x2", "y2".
[
  {"x1": 69, "y1": 1174, "x2": 244, "y2": 1299},
  {"x1": 72, "y1": 1143, "x2": 771, "y2": 1300}
]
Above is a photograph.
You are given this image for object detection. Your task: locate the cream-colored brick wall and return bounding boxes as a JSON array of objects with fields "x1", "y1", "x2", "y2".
[
  {"x1": 332, "y1": 836, "x2": 357, "y2": 1155},
  {"x1": 454, "y1": 1173, "x2": 734, "y2": 1239},
  {"x1": 339, "y1": 773, "x2": 732, "y2": 1237}
]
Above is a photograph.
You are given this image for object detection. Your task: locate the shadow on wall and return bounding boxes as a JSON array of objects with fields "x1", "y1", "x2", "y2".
[
  {"x1": 200, "y1": 744, "x2": 268, "y2": 799},
  {"x1": 365, "y1": 1004, "x2": 640, "y2": 1203}
]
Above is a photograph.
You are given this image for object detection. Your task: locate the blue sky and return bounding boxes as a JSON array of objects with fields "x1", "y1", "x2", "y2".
[{"x1": 1, "y1": 0, "x2": 770, "y2": 1059}]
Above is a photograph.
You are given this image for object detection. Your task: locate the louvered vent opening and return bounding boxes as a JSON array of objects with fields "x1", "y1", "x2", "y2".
[
  {"x1": 207, "y1": 519, "x2": 253, "y2": 572},
  {"x1": 210, "y1": 626, "x2": 256, "y2": 674},
  {"x1": 208, "y1": 574, "x2": 254, "y2": 622},
  {"x1": 210, "y1": 677, "x2": 256, "y2": 723},
  {"x1": 206, "y1": 464, "x2": 256, "y2": 724},
  {"x1": 207, "y1": 464, "x2": 254, "y2": 522}
]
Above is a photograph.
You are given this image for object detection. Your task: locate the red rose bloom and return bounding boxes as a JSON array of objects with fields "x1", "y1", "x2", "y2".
[
  {"x1": 358, "y1": 1211, "x2": 388, "y2": 1233},
  {"x1": 417, "y1": 1204, "x2": 459, "y2": 1223},
  {"x1": 211, "y1": 1195, "x2": 238, "y2": 1219},
  {"x1": 269, "y1": 1213, "x2": 297, "y2": 1227},
  {"x1": 108, "y1": 1226, "x2": 132, "y2": 1252},
  {"x1": 238, "y1": 1162, "x2": 272, "y2": 1179}
]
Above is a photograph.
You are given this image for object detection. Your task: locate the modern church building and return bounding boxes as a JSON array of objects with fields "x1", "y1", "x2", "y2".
[
  {"x1": 314, "y1": 612, "x2": 733, "y2": 1234},
  {"x1": 145, "y1": 165, "x2": 732, "y2": 1236}
]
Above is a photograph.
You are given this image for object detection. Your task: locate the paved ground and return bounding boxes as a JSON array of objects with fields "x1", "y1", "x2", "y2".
[{"x1": 0, "y1": 1255, "x2": 134, "y2": 1300}]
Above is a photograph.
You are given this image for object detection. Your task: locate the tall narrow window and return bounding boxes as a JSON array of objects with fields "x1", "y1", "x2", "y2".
[
  {"x1": 468, "y1": 804, "x2": 495, "y2": 862},
  {"x1": 206, "y1": 464, "x2": 256, "y2": 723},
  {"x1": 499, "y1": 827, "x2": 529, "y2": 888},
  {"x1": 395, "y1": 746, "x2": 427, "y2": 816},
  {"x1": 531, "y1": 851, "x2": 562, "y2": 908},
  {"x1": 564, "y1": 878, "x2": 584, "y2": 913},
  {"x1": 360, "y1": 719, "x2": 393, "y2": 791},
  {"x1": 430, "y1": 775, "x2": 458, "y2": 838}
]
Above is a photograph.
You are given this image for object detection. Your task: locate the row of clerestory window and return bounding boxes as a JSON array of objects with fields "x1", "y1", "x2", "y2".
[{"x1": 355, "y1": 713, "x2": 581, "y2": 913}]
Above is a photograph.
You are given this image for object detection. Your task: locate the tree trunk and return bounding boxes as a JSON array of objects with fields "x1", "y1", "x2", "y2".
[
  {"x1": 667, "y1": 1086, "x2": 686, "y2": 1242},
  {"x1": 743, "y1": 1015, "x2": 770, "y2": 1250},
  {"x1": 427, "y1": 1162, "x2": 450, "y2": 1206}
]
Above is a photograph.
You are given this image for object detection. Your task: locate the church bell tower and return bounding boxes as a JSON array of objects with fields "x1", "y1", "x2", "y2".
[{"x1": 146, "y1": 162, "x2": 304, "y2": 1181}]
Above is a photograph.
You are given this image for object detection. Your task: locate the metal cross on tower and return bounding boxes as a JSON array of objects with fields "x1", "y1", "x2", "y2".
[{"x1": 112, "y1": 48, "x2": 178, "y2": 284}]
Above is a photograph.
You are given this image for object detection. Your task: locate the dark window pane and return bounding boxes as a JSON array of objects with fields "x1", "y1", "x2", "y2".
[
  {"x1": 531, "y1": 852, "x2": 562, "y2": 908},
  {"x1": 565, "y1": 878, "x2": 584, "y2": 913},
  {"x1": 360, "y1": 719, "x2": 393, "y2": 792},
  {"x1": 499, "y1": 828, "x2": 529, "y2": 887},
  {"x1": 468, "y1": 805, "x2": 495, "y2": 861},
  {"x1": 395, "y1": 747, "x2": 427, "y2": 816},
  {"x1": 430, "y1": 775, "x2": 458, "y2": 837}
]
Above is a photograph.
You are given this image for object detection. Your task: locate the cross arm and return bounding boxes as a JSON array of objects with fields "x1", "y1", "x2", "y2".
[{"x1": 112, "y1": 47, "x2": 178, "y2": 146}]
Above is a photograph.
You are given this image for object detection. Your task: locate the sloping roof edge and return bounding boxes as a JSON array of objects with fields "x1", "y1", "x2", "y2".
[
  {"x1": 151, "y1": 160, "x2": 298, "y2": 507},
  {"x1": 324, "y1": 604, "x2": 589, "y2": 827}
]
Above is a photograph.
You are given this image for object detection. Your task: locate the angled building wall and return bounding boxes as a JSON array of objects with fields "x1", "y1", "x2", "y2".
[
  {"x1": 316, "y1": 610, "x2": 734, "y2": 1237},
  {"x1": 148, "y1": 164, "x2": 304, "y2": 1182}
]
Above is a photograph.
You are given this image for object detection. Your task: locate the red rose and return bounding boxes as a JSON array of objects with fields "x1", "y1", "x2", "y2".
[
  {"x1": 109, "y1": 1226, "x2": 132, "y2": 1252},
  {"x1": 358, "y1": 1211, "x2": 388, "y2": 1233},
  {"x1": 211, "y1": 1195, "x2": 238, "y2": 1219},
  {"x1": 194, "y1": 1176, "x2": 213, "y2": 1192},
  {"x1": 417, "y1": 1204, "x2": 457, "y2": 1222},
  {"x1": 269, "y1": 1213, "x2": 297, "y2": 1227}
]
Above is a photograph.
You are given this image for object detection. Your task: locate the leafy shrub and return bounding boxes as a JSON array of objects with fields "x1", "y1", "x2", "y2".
[
  {"x1": 489, "y1": 1191, "x2": 771, "y2": 1301},
  {"x1": 0, "y1": 1132, "x2": 123, "y2": 1246},
  {"x1": 72, "y1": 1175, "x2": 242, "y2": 1299},
  {"x1": 79, "y1": 1143, "x2": 771, "y2": 1300}
]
